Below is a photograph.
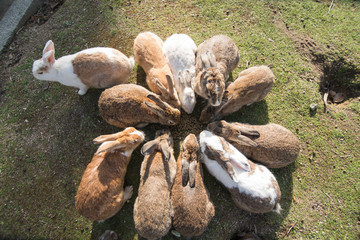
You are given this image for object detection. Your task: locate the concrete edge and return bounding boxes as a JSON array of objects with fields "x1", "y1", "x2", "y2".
[{"x1": 0, "y1": 0, "x2": 44, "y2": 53}]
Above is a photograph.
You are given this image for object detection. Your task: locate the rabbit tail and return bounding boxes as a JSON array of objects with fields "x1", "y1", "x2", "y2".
[{"x1": 129, "y1": 56, "x2": 135, "y2": 69}]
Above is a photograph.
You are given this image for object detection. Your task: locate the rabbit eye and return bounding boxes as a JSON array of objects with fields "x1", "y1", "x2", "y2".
[
  {"x1": 168, "y1": 120, "x2": 175, "y2": 125},
  {"x1": 38, "y1": 71, "x2": 44, "y2": 75}
]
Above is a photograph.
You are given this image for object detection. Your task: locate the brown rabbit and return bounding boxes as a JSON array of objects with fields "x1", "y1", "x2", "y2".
[
  {"x1": 195, "y1": 35, "x2": 240, "y2": 106},
  {"x1": 200, "y1": 65, "x2": 275, "y2": 123},
  {"x1": 208, "y1": 120, "x2": 300, "y2": 168},
  {"x1": 133, "y1": 130, "x2": 177, "y2": 240},
  {"x1": 133, "y1": 31, "x2": 181, "y2": 108},
  {"x1": 171, "y1": 134, "x2": 215, "y2": 237},
  {"x1": 75, "y1": 127, "x2": 145, "y2": 221},
  {"x1": 98, "y1": 84, "x2": 180, "y2": 128}
]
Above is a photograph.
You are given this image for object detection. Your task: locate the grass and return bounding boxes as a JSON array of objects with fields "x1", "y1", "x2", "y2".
[{"x1": 0, "y1": 0, "x2": 360, "y2": 239}]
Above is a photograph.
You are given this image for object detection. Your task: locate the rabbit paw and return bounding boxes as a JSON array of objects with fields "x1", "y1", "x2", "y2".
[
  {"x1": 78, "y1": 87, "x2": 89, "y2": 95},
  {"x1": 123, "y1": 185, "x2": 133, "y2": 201}
]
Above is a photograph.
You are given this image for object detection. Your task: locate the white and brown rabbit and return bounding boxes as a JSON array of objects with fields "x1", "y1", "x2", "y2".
[
  {"x1": 75, "y1": 127, "x2": 145, "y2": 221},
  {"x1": 133, "y1": 32, "x2": 181, "y2": 108},
  {"x1": 195, "y1": 34, "x2": 240, "y2": 106},
  {"x1": 163, "y1": 34, "x2": 197, "y2": 114},
  {"x1": 208, "y1": 120, "x2": 300, "y2": 168},
  {"x1": 199, "y1": 130, "x2": 281, "y2": 214},
  {"x1": 133, "y1": 130, "x2": 177, "y2": 240},
  {"x1": 200, "y1": 65, "x2": 275, "y2": 123},
  {"x1": 32, "y1": 40, "x2": 134, "y2": 95},
  {"x1": 171, "y1": 134, "x2": 215, "y2": 237},
  {"x1": 98, "y1": 84, "x2": 180, "y2": 128}
]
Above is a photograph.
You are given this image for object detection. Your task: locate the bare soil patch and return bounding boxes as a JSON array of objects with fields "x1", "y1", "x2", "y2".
[{"x1": 273, "y1": 18, "x2": 360, "y2": 103}]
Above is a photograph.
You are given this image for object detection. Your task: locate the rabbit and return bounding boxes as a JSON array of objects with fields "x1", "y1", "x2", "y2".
[
  {"x1": 98, "y1": 84, "x2": 181, "y2": 128},
  {"x1": 98, "y1": 230, "x2": 118, "y2": 240},
  {"x1": 163, "y1": 34, "x2": 197, "y2": 114},
  {"x1": 207, "y1": 120, "x2": 301, "y2": 168},
  {"x1": 171, "y1": 134, "x2": 215, "y2": 237},
  {"x1": 133, "y1": 130, "x2": 177, "y2": 240},
  {"x1": 75, "y1": 127, "x2": 145, "y2": 221},
  {"x1": 133, "y1": 32, "x2": 181, "y2": 108},
  {"x1": 199, "y1": 130, "x2": 282, "y2": 214},
  {"x1": 32, "y1": 40, "x2": 134, "y2": 95},
  {"x1": 194, "y1": 34, "x2": 240, "y2": 106},
  {"x1": 200, "y1": 65, "x2": 275, "y2": 123}
]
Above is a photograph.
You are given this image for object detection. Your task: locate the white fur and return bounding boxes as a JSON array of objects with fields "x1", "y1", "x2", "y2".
[
  {"x1": 199, "y1": 130, "x2": 278, "y2": 203},
  {"x1": 163, "y1": 34, "x2": 197, "y2": 113},
  {"x1": 129, "y1": 129, "x2": 145, "y2": 138},
  {"x1": 234, "y1": 163, "x2": 278, "y2": 204},
  {"x1": 32, "y1": 41, "x2": 134, "y2": 95},
  {"x1": 122, "y1": 150, "x2": 132, "y2": 157}
]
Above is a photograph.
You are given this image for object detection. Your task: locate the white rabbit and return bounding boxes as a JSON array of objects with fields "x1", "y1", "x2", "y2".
[
  {"x1": 163, "y1": 34, "x2": 197, "y2": 114},
  {"x1": 32, "y1": 40, "x2": 134, "y2": 95},
  {"x1": 199, "y1": 130, "x2": 281, "y2": 214}
]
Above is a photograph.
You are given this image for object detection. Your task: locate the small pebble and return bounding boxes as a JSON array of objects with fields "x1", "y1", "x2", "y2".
[{"x1": 310, "y1": 103, "x2": 317, "y2": 111}]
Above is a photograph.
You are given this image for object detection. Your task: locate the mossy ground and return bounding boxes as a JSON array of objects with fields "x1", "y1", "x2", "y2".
[{"x1": 0, "y1": 0, "x2": 359, "y2": 239}]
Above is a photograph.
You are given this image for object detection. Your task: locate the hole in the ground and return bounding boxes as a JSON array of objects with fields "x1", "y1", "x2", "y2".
[{"x1": 313, "y1": 53, "x2": 360, "y2": 102}]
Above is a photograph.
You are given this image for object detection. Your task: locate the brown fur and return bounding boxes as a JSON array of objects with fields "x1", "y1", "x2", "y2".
[
  {"x1": 72, "y1": 51, "x2": 133, "y2": 88},
  {"x1": 133, "y1": 131, "x2": 177, "y2": 240},
  {"x1": 194, "y1": 35, "x2": 239, "y2": 106},
  {"x1": 171, "y1": 134, "x2": 215, "y2": 237},
  {"x1": 75, "y1": 128, "x2": 144, "y2": 221},
  {"x1": 198, "y1": 69, "x2": 226, "y2": 105},
  {"x1": 98, "y1": 84, "x2": 180, "y2": 128},
  {"x1": 195, "y1": 35, "x2": 239, "y2": 79},
  {"x1": 133, "y1": 32, "x2": 180, "y2": 108},
  {"x1": 37, "y1": 65, "x2": 49, "y2": 73},
  {"x1": 200, "y1": 66, "x2": 275, "y2": 123},
  {"x1": 209, "y1": 120, "x2": 300, "y2": 168}
]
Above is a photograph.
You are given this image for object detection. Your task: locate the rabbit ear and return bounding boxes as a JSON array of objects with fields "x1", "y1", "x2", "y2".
[
  {"x1": 188, "y1": 160, "x2": 197, "y2": 188},
  {"x1": 166, "y1": 75, "x2": 175, "y2": 97},
  {"x1": 155, "y1": 78, "x2": 171, "y2": 99},
  {"x1": 178, "y1": 71, "x2": 186, "y2": 87},
  {"x1": 203, "y1": 145, "x2": 237, "y2": 182},
  {"x1": 185, "y1": 70, "x2": 192, "y2": 87},
  {"x1": 228, "y1": 124, "x2": 260, "y2": 147},
  {"x1": 207, "y1": 51, "x2": 217, "y2": 67},
  {"x1": 141, "y1": 139, "x2": 159, "y2": 156},
  {"x1": 159, "y1": 140, "x2": 171, "y2": 161},
  {"x1": 237, "y1": 126, "x2": 260, "y2": 138},
  {"x1": 232, "y1": 135, "x2": 258, "y2": 147},
  {"x1": 200, "y1": 53, "x2": 211, "y2": 70},
  {"x1": 95, "y1": 140, "x2": 127, "y2": 155},
  {"x1": 181, "y1": 156, "x2": 190, "y2": 187},
  {"x1": 144, "y1": 101, "x2": 166, "y2": 118},
  {"x1": 93, "y1": 132, "x2": 121, "y2": 144},
  {"x1": 42, "y1": 50, "x2": 55, "y2": 66},
  {"x1": 43, "y1": 40, "x2": 54, "y2": 55},
  {"x1": 146, "y1": 93, "x2": 166, "y2": 109}
]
